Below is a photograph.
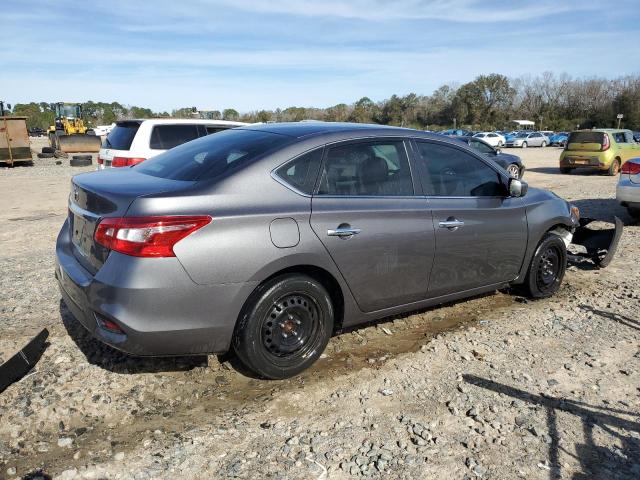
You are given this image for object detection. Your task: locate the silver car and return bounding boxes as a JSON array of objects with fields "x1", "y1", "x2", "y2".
[
  {"x1": 617, "y1": 157, "x2": 640, "y2": 218},
  {"x1": 506, "y1": 131, "x2": 550, "y2": 148},
  {"x1": 56, "y1": 122, "x2": 584, "y2": 379}
]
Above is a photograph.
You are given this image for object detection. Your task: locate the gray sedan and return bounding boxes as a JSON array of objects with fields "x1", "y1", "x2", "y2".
[
  {"x1": 56, "y1": 123, "x2": 582, "y2": 379},
  {"x1": 506, "y1": 131, "x2": 549, "y2": 148}
]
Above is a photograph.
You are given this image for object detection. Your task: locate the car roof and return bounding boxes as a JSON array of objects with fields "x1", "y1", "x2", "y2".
[
  {"x1": 117, "y1": 119, "x2": 247, "y2": 126},
  {"x1": 237, "y1": 121, "x2": 417, "y2": 138}
]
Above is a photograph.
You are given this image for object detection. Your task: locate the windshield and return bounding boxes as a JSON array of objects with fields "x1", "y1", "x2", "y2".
[
  {"x1": 135, "y1": 129, "x2": 292, "y2": 181},
  {"x1": 57, "y1": 105, "x2": 80, "y2": 118}
]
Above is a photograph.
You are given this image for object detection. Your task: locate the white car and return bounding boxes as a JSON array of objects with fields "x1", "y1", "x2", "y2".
[
  {"x1": 472, "y1": 132, "x2": 506, "y2": 147},
  {"x1": 617, "y1": 157, "x2": 640, "y2": 219},
  {"x1": 98, "y1": 119, "x2": 246, "y2": 168},
  {"x1": 89, "y1": 123, "x2": 115, "y2": 137}
]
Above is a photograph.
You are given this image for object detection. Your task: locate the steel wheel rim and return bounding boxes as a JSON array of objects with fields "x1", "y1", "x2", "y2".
[
  {"x1": 536, "y1": 246, "x2": 560, "y2": 290},
  {"x1": 507, "y1": 164, "x2": 520, "y2": 178},
  {"x1": 261, "y1": 293, "x2": 320, "y2": 358}
]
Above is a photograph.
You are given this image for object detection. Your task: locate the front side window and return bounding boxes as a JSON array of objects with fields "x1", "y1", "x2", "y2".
[
  {"x1": 415, "y1": 141, "x2": 505, "y2": 197},
  {"x1": 149, "y1": 124, "x2": 201, "y2": 149},
  {"x1": 275, "y1": 148, "x2": 323, "y2": 195},
  {"x1": 317, "y1": 140, "x2": 413, "y2": 196}
]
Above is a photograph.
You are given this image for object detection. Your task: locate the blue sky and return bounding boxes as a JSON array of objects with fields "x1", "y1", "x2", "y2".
[{"x1": 2, "y1": 0, "x2": 639, "y2": 112}]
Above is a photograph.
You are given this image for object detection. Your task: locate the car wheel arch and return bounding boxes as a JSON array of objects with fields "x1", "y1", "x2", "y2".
[{"x1": 243, "y1": 264, "x2": 346, "y2": 333}]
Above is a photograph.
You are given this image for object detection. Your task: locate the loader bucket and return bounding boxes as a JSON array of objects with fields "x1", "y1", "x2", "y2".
[
  {"x1": 57, "y1": 134, "x2": 102, "y2": 153},
  {"x1": 569, "y1": 216, "x2": 624, "y2": 268}
]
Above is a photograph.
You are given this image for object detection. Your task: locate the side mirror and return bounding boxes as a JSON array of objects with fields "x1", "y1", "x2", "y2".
[
  {"x1": 509, "y1": 178, "x2": 528, "y2": 198},
  {"x1": 495, "y1": 148, "x2": 501, "y2": 155}
]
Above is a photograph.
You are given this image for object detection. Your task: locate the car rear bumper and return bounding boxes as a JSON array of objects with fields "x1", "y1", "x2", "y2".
[
  {"x1": 616, "y1": 180, "x2": 640, "y2": 206},
  {"x1": 55, "y1": 219, "x2": 257, "y2": 356},
  {"x1": 560, "y1": 155, "x2": 606, "y2": 169}
]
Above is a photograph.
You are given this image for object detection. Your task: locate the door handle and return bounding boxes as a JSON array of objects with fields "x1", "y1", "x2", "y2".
[
  {"x1": 327, "y1": 227, "x2": 362, "y2": 237},
  {"x1": 438, "y1": 218, "x2": 464, "y2": 230}
]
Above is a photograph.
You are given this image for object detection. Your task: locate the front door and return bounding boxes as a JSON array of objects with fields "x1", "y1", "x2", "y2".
[
  {"x1": 412, "y1": 140, "x2": 528, "y2": 297},
  {"x1": 310, "y1": 139, "x2": 435, "y2": 312}
]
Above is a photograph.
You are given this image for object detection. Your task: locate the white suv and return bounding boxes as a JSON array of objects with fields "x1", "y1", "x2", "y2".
[{"x1": 98, "y1": 119, "x2": 246, "y2": 168}]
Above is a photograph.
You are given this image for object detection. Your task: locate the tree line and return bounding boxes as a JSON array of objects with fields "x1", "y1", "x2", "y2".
[{"x1": 9, "y1": 72, "x2": 640, "y2": 131}]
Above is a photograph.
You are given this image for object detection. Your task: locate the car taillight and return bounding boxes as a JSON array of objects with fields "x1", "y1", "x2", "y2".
[
  {"x1": 601, "y1": 134, "x2": 610, "y2": 151},
  {"x1": 621, "y1": 160, "x2": 640, "y2": 175},
  {"x1": 111, "y1": 156, "x2": 146, "y2": 167},
  {"x1": 97, "y1": 155, "x2": 104, "y2": 165},
  {"x1": 94, "y1": 215, "x2": 212, "y2": 257}
]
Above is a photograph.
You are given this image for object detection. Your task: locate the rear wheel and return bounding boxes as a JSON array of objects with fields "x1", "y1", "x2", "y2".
[
  {"x1": 522, "y1": 234, "x2": 567, "y2": 299},
  {"x1": 627, "y1": 207, "x2": 640, "y2": 219},
  {"x1": 233, "y1": 274, "x2": 334, "y2": 379},
  {"x1": 541, "y1": 141, "x2": 547, "y2": 148},
  {"x1": 498, "y1": 140, "x2": 504, "y2": 147},
  {"x1": 607, "y1": 158, "x2": 621, "y2": 176}
]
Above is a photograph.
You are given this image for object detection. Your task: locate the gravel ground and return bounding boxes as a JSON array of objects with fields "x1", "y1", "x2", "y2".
[{"x1": 1, "y1": 141, "x2": 639, "y2": 480}]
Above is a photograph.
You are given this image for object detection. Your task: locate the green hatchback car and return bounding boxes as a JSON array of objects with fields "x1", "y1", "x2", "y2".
[{"x1": 559, "y1": 129, "x2": 640, "y2": 175}]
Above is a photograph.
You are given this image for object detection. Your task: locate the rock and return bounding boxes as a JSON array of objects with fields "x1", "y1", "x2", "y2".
[
  {"x1": 473, "y1": 464, "x2": 488, "y2": 477},
  {"x1": 114, "y1": 451, "x2": 125, "y2": 461},
  {"x1": 6, "y1": 467, "x2": 16, "y2": 476},
  {"x1": 379, "y1": 388, "x2": 394, "y2": 396},
  {"x1": 57, "y1": 437, "x2": 74, "y2": 448}
]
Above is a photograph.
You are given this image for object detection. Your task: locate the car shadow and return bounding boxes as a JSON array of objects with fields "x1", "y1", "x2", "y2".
[
  {"x1": 526, "y1": 167, "x2": 605, "y2": 176},
  {"x1": 59, "y1": 300, "x2": 207, "y2": 374},
  {"x1": 464, "y1": 375, "x2": 640, "y2": 479}
]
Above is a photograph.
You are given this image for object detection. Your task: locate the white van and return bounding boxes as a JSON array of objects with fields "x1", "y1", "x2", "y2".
[{"x1": 98, "y1": 119, "x2": 246, "y2": 168}]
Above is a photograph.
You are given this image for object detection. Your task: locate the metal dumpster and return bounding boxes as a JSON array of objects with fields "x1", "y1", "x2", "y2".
[{"x1": 0, "y1": 116, "x2": 32, "y2": 166}]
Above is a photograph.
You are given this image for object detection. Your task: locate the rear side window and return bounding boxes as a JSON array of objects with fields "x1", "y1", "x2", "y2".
[
  {"x1": 135, "y1": 129, "x2": 292, "y2": 181},
  {"x1": 275, "y1": 148, "x2": 323, "y2": 195},
  {"x1": 415, "y1": 141, "x2": 504, "y2": 197},
  {"x1": 103, "y1": 122, "x2": 140, "y2": 150},
  {"x1": 150, "y1": 124, "x2": 201, "y2": 150},
  {"x1": 317, "y1": 140, "x2": 413, "y2": 196},
  {"x1": 613, "y1": 132, "x2": 627, "y2": 143}
]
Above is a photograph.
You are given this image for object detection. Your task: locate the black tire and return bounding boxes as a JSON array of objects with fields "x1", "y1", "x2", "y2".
[
  {"x1": 560, "y1": 167, "x2": 571, "y2": 174},
  {"x1": 627, "y1": 207, "x2": 640, "y2": 219},
  {"x1": 37, "y1": 152, "x2": 54, "y2": 159},
  {"x1": 70, "y1": 155, "x2": 92, "y2": 167},
  {"x1": 522, "y1": 234, "x2": 567, "y2": 299},
  {"x1": 233, "y1": 274, "x2": 334, "y2": 379},
  {"x1": 54, "y1": 150, "x2": 68, "y2": 159},
  {"x1": 41, "y1": 146, "x2": 55, "y2": 154},
  {"x1": 607, "y1": 158, "x2": 621, "y2": 176}
]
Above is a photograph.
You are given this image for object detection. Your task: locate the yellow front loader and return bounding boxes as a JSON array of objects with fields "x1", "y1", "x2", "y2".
[{"x1": 47, "y1": 102, "x2": 101, "y2": 153}]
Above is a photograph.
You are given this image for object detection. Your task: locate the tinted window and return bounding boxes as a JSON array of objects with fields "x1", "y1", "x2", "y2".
[
  {"x1": 206, "y1": 126, "x2": 231, "y2": 135},
  {"x1": 149, "y1": 124, "x2": 201, "y2": 149},
  {"x1": 415, "y1": 141, "x2": 504, "y2": 197},
  {"x1": 317, "y1": 141, "x2": 413, "y2": 196},
  {"x1": 103, "y1": 121, "x2": 141, "y2": 150},
  {"x1": 613, "y1": 132, "x2": 627, "y2": 143},
  {"x1": 567, "y1": 131, "x2": 605, "y2": 146},
  {"x1": 135, "y1": 129, "x2": 291, "y2": 181},
  {"x1": 468, "y1": 138, "x2": 494, "y2": 154},
  {"x1": 275, "y1": 148, "x2": 323, "y2": 194}
]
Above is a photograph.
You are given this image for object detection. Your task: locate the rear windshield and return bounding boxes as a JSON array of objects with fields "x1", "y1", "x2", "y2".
[
  {"x1": 103, "y1": 121, "x2": 141, "y2": 150},
  {"x1": 149, "y1": 124, "x2": 202, "y2": 150},
  {"x1": 567, "y1": 131, "x2": 605, "y2": 145},
  {"x1": 135, "y1": 129, "x2": 292, "y2": 181}
]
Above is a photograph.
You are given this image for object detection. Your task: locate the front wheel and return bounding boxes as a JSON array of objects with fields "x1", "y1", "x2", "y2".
[
  {"x1": 521, "y1": 142, "x2": 528, "y2": 148},
  {"x1": 522, "y1": 234, "x2": 567, "y2": 299},
  {"x1": 498, "y1": 140, "x2": 504, "y2": 147},
  {"x1": 233, "y1": 274, "x2": 334, "y2": 379},
  {"x1": 506, "y1": 163, "x2": 520, "y2": 179},
  {"x1": 541, "y1": 141, "x2": 547, "y2": 148}
]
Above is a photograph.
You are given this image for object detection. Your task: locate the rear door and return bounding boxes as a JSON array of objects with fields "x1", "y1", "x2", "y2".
[
  {"x1": 310, "y1": 138, "x2": 435, "y2": 312},
  {"x1": 412, "y1": 140, "x2": 528, "y2": 297}
]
